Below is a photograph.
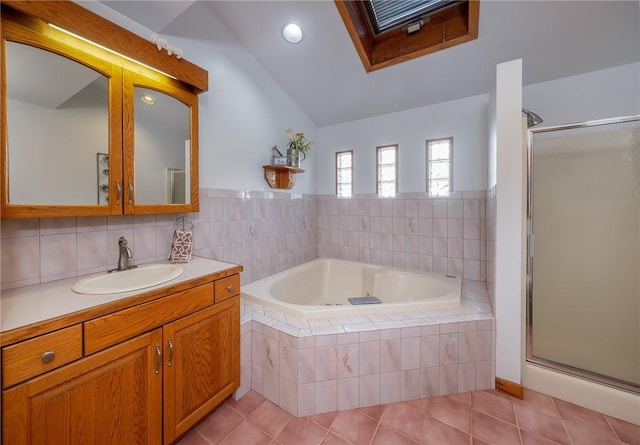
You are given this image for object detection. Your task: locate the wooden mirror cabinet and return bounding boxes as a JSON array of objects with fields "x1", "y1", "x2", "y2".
[{"x1": 0, "y1": 1, "x2": 208, "y2": 218}]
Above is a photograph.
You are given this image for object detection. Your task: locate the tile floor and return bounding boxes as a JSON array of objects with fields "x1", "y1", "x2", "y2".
[{"x1": 176, "y1": 388, "x2": 639, "y2": 445}]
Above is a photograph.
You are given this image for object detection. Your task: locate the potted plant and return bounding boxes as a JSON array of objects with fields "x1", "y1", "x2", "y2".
[{"x1": 286, "y1": 129, "x2": 314, "y2": 167}]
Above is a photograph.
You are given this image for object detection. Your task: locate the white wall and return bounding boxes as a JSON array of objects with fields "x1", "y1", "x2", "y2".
[
  {"x1": 487, "y1": 93, "x2": 496, "y2": 188},
  {"x1": 489, "y1": 62, "x2": 640, "y2": 190},
  {"x1": 316, "y1": 94, "x2": 489, "y2": 194},
  {"x1": 134, "y1": 111, "x2": 188, "y2": 204},
  {"x1": 523, "y1": 62, "x2": 640, "y2": 127},
  {"x1": 494, "y1": 59, "x2": 525, "y2": 385},
  {"x1": 8, "y1": 99, "x2": 108, "y2": 205},
  {"x1": 160, "y1": 3, "x2": 318, "y2": 194}
]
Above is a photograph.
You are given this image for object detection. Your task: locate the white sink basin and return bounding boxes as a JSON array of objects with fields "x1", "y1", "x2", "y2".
[{"x1": 72, "y1": 264, "x2": 184, "y2": 295}]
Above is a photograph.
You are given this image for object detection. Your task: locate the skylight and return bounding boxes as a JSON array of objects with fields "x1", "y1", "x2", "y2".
[
  {"x1": 335, "y1": 0, "x2": 479, "y2": 72},
  {"x1": 365, "y1": 0, "x2": 460, "y2": 34}
]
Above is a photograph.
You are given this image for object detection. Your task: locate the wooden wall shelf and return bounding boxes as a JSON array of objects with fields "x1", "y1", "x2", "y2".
[{"x1": 263, "y1": 165, "x2": 305, "y2": 189}]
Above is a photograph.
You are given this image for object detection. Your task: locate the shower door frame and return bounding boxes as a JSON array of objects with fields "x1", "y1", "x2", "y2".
[{"x1": 526, "y1": 114, "x2": 640, "y2": 395}]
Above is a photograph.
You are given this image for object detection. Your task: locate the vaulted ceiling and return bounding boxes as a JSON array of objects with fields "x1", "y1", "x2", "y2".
[{"x1": 97, "y1": 1, "x2": 639, "y2": 127}]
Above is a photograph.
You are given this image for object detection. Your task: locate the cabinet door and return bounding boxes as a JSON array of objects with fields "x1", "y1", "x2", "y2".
[
  {"x1": 1, "y1": 9, "x2": 124, "y2": 219},
  {"x1": 123, "y1": 69, "x2": 199, "y2": 215},
  {"x1": 2, "y1": 329, "x2": 163, "y2": 445},
  {"x1": 163, "y1": 296, "x2": 240, "y2": 444}
]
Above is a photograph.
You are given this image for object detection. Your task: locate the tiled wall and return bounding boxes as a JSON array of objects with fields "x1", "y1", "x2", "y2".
[
  {"x1": 191, "y1": 189, "x2": 318, "y2": 285},
  {"x1": 0, "y1": 188, "x2": 318, "y2": 290},
  {"x1": 242, "y1": 318, "x2": 494, "y2": 417},
  {"x1": 1, "y1": 188, "x2": 491, "y2": 290},
  {"x1": 317, "y1": 191, "x2": 488, "y2": 281},
  {"x1": 1, "y1": 214, "x2": 177, "y2": 290}
]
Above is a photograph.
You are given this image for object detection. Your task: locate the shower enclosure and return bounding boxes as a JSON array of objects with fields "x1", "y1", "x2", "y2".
[{"x1": 527, "y1": 115, "x2": 640, "y2": 394}]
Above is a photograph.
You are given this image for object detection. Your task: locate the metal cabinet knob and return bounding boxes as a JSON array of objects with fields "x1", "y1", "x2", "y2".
[
  {"x1": 226, "y1": 285, "x2": 234, "y2": 293},
  {"x1": 41, "y1": 351, "x2": 55, "y2": 363}
]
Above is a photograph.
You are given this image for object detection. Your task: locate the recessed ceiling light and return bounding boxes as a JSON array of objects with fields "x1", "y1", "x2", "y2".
[
  {"x1": 282, "y1": 23, "x2": 303, "y2": 44},
  {"x1": 140, "y1": 95, "x2": 156, "y2": 105}
]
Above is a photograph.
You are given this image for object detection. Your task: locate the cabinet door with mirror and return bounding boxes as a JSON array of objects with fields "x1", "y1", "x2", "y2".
[
  {"x1": 123, "y1": 71, "x2": 199, "y2": 215},
  {"x1": 1, "y1": 6, "x2": 200, "y2": 218},
  {"x1": 1, "y1": 11, "x2": 124, "y2": 218}
]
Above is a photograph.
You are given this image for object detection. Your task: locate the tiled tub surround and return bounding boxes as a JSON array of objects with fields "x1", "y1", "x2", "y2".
[
  {"x1": 0, "y1": 188, "x2": 491, "y2": 292},
  {"x1": 317, "y1": 191, "x2": 489, "y2": 282},
  {"x1": 235, "y1": 279, "x2": 495, "y2": 417}
]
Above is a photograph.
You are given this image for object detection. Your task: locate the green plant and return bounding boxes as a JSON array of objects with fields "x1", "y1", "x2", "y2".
[{"x1": 286, "y1": 129, "x2": 314, "y2": 154}]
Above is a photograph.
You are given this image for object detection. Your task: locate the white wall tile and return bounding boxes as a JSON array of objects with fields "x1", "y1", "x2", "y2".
[
  {"x1": 41, "y1": 233, "x2": 76, "y2": 278},
  {"x1": 401, "y1": 369, "x2": 421, "y2": 401},
  {"x1": 380, "y1": 372, "x2": 401, "y2": 404},
  {"x1": 315, "y1": 380, "x2": 337, "y2": 413},
  {"x1": 262, "y1": 368, "x2": 279, "y2": 404},
  {"x1": 359, "y1": 374, "x2": 380, "y2": 407},
  {"x1": 420, "y1": 367, "x2": 440, "y2": 398},
  {"x1": 337, "y1": 378, "x2": 359, "y2": 411}
]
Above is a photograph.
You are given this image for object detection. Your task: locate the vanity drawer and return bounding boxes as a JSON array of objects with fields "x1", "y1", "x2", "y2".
[
  {"x1": 214, "y1": 274, "x2": 240, "y2": 303},
  {"x1": 2, "y1": 324, "x2": 83, "y2": 388},
  {"x1": 84, "y1": 283, "x2": 213, "y2": 355}
]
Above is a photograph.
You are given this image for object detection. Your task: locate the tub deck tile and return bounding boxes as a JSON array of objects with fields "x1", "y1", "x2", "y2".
[
  {"x1": 372, "y1": 320, "x2": 406, "y2": 330},
  {"x1": 343, "y1": 323, "x2": 377, "y2": 333},
  {"x1": 274, "y1": 322, "x2": 301, "y2": 337},
  {"x1": 311, "y1": 325, "x2": 346, "y2": 336},
  {"x1": 403, "y1": 318, "x2": 435, "y2": 327},
  {"x1": 284, "y1": 315, "x2": 311, "y2": 329}
]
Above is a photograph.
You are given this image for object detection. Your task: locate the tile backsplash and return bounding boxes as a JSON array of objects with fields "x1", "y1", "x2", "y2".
[
  {"x1": 1, "y1": 188, "x2": 491, "y2": 291},
  {"x1": 317, "y1": 191, "x2": 488, "y2": 282}
]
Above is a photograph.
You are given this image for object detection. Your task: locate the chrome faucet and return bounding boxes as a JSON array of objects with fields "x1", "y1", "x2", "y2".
[{"x1": 110, "y1": 236, "x2": 137, "y2": 272}]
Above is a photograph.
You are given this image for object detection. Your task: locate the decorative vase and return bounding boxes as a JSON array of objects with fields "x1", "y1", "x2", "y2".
[{"x1": 287, "y1": 148, "x2": 305, "y2": 168}]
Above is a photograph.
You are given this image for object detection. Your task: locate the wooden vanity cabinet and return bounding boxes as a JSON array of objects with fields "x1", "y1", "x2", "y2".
[
  {"x1": 3, "y1": 329, "x2": 164, "y2": 445},
  {"x1": 1, "y1": 273, "x2": 241, "y2": 445},
  {"x1": 163, "y1": 297, "x2": 240, "y2": 444}
]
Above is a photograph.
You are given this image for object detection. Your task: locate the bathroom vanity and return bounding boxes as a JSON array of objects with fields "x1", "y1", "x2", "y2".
[
  {"x1": 1, "y1": 1, "x2": 207, "y2": 218},
  {"x1": 1, "y1": 257, "x2": 242, "y2": 445}
]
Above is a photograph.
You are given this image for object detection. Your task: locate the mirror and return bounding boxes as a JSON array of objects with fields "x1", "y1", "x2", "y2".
[
  {"x1": 2, "y1": 6, "x2": 202, "y2": 218},
  {"x1": 6, "y1": 41, "x2": 110, "y2": 205},
  {"x1": 133, "y1": 87, "x2": 190, "y2": 205}
]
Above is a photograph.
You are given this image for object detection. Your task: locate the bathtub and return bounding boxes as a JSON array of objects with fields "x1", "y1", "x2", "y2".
[{"x1": 241, "y1": 258, "x2": 461, "y2": 319}]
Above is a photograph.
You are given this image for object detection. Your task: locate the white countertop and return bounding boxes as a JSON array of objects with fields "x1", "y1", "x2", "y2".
[{"x1": 1, "y1": 257, "x2": 240, "y2": 333}]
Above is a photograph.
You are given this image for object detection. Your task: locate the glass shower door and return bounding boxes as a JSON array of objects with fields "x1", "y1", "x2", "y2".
[{"x1": 527, "y1": 116, "x2": 640, "y2": 393}]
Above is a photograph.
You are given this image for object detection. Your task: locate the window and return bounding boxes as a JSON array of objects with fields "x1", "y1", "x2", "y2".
[
  {"x1": 426, "y1": 137, "x2": 452, "y2": 196},
  {"x1": 377, "y1": 144, "x2": 397, "y2": 198},
  {"x1": 336, "y1": 150, "x2": 353, "y2": 198},
  {"x1": 366, "y1": 0, "x2": 460, "y2": 34},
  {"x1": 334, "y1": 1, "x2": 479, "y2": 72}
]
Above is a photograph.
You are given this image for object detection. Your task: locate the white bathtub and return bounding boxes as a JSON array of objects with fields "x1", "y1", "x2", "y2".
[{"x1": 241, "y1": 258, "x2": 461, "y2": 319}]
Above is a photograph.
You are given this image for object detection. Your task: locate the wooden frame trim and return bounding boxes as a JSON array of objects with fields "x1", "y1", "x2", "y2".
[
  {"x1": 376, "y1": 144, "x2": 398, "y2": 197},
  {"x1": 495, "y1": 377, "x2": 524, "y2": 399},
  {"x1": 1, "y1": 0, "x2": 208, "y2": 93},
  {"x1": 335, "y1": 150, "x2": 354, "y2": 197},
  {"x1": 334, "y1": 0, "x2": 479, "y2": 72}
]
